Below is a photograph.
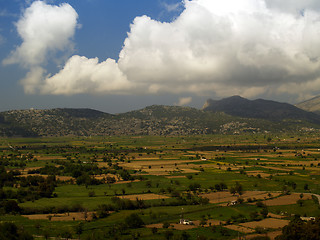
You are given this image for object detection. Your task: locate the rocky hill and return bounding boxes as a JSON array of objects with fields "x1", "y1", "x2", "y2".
[
  {"x1": 296, "y1": 96, "x2": 320, "y2": 114},
  {"x1": 1, "y1": 99, "x2": 320, "y2": 137}
]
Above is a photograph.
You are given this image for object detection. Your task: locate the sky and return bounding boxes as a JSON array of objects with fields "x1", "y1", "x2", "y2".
[{"x1": 2, "y1": 0, "x2": 320, "y2": 113}]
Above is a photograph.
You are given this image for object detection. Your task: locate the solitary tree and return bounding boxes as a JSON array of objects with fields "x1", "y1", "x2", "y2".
[{"x1": 75, "y1": 222, "x2": 84, "y2": 239}]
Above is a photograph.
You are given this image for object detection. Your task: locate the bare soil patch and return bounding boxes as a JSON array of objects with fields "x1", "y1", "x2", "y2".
[
  {"x1": 201, "y1": 191, "x2": 281, "y2": 205},
  {"x1": 293, "y1": 160, "x2": 320, "y2": 166},
  {"x1": 21, "y1": 167, "x2": 42, "y2": 172},
  {"x1": 225, "y1": 224, "x2": 255, "y2": 233},
  {"x1": 201, "y1": 191, "x2": 235, "y2": 204},
  {"x1": 267, "y1": 213, "x2": 286, "y2": 219},
  {"x1": 115, "y1": 160, "x2": 201, "y2": 176},
  {"x1": 93, "y1": 173, "x2": 119, "y2": 181},
  {"x1": 141, "y1": 167, "x2": 199, "y2": 176},
  {"x1": 206, "y1": 219, "x2": 226, "y2": 226},
  {"x1": 93, "y1": 173, "x2": 141, "y2": 183},
  {"x1": 146, "y1": 223, "x2": 198, "y2": 230},
  {"x1": 241, "y1": 191, "x2": 281, "y2": 200},
  {"x1": 121, "y1": 193, "x2": 169, "y2": 201},
  {"x1": 23, "y1": 211, "x2": 95, "y2": 221},
  {"x1": 170, "y1": 223, "x2": 198, "y2": 230},
  {"x1": 114, "y1": 180, "x2": 140, "y2": 184},
  {"x1": 240, "y1": 218, "x2": 289, "y2": 229},
  {"x1": 246, "y1": 171, "x2": 271, "y2": 178},
  {"x1": 55, "y1": 176, "x2": 73, "y2": 181},
  {"x1": 165, "y1": 176, "x2": 186, "y2": 179},
  {"x1": 261, "y1": 193, "x2": 311, "y2": 206},
  {"x1": 208, "y1": 163, "x2": 243, "y2": 171},
  {"x1": 18, "y1": 174, "x2": 73, "y2": 181}
]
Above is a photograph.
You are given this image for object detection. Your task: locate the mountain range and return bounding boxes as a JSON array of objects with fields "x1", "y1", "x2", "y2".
[
  {"x1": 1, "y1": 96, "x2": 320, "y2": 137},
  {"x1": 202, "y1": 95, "x2": 320, "y2": 124},
  {"x1": 295, "y1": 95, "x2": 320, "y2": 114}
]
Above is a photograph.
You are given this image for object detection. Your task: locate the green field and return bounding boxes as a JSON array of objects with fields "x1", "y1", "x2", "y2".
[{"x1": 1, "y1": 134, "x2": 320, "y2": 239}]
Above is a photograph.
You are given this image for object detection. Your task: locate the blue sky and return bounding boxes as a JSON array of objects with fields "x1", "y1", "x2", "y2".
[
  {"x1": 2, "y1": 0, "x2": 320, "y2": 113},
  {"x1": 0, "y1": 0, "x2": 192, "y2": 113}
]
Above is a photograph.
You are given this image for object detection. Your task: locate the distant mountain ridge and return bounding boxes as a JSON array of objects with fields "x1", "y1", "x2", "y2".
[
  {"x1": 203, "y1": 95, "x2": 320, "y2": 124},
  {"x1": 1, "y1": 97, "x2": 320, "y2": 137},
  {"x1": 296, "y1": 96, "x2": 320, "y2": 114}
]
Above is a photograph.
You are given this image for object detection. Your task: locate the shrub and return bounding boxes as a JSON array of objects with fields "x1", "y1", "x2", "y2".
[
  {"x1": 124, "y1": 213, "x2": 144, "y2": 229},
  {"x1": 88, "y1": 191, "x2": 96, "y2": 197},
  {"x1": 151, "y1": 227, "x2": 158, "y2": 235},
  {"x1": 162, "y1": 222, "x2": 170, "y2": 229},
  {"x1": 256, "y1": 200, "x2": 265, "y2": 208},
  {"x1": 255, "y1": 226, "x2": 266, "y2": 234}
]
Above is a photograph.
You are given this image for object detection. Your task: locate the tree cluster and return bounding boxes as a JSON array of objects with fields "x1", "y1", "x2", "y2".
[
  {"x1": 0, "y1": 222, "x2": 33, "y2": 240},
  {"x1": 276, "y1": 216, "x2": 320, "y2": 240}
]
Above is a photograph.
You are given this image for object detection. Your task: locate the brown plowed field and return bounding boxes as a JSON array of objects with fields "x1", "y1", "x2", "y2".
[
  {"x1": 23, "y1": 211, "x2": 95, "y2": 221},
  {"x1": 121, "y1": 193, "x2": 169, "y2": 201},
  {"x1": 201, "y1": 191, "x2": 281, "y2": 204},
  {"x1": 18, "y1": 174, "x2": 73, "y2": 181},
  {"x1": 240, "y1": 218, "x2": 289, "y2": 229},
  {"x1": 165, "y1": 175, "x2": 186, "y2": 179},
  {"x1": 260, "y1": 193, "x2": 311, "y2": 206},
  {"x1": 225, "y1": 224, "x2": 255, "y2": 233}
]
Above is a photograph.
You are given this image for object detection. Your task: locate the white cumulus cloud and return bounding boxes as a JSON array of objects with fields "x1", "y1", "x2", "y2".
[
  {"x1": 4, "y1": 1, "x2": 78, "y2": 67},
  {"x1": 6, "y1": 0, "x2": 320, "y2": 102},
  {"x1": 3, "y1": 1, "x2": 78, "y2": 94},
  {"x1": 41, "y1": 55, "x2": 131, "y2": 95},
  {"x1": 114, "y1": 0, "x2": 320, "y2": 100}
]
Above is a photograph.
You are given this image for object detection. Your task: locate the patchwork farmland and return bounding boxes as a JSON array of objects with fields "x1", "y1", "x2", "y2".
[{"x1": 1, "y1": 134, "x2": 320, "y2": 239}]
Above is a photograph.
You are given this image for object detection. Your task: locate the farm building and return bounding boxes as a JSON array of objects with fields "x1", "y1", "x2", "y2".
[{"x1": 179, "y1": 219, "x2": 194, "y2": 225}]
